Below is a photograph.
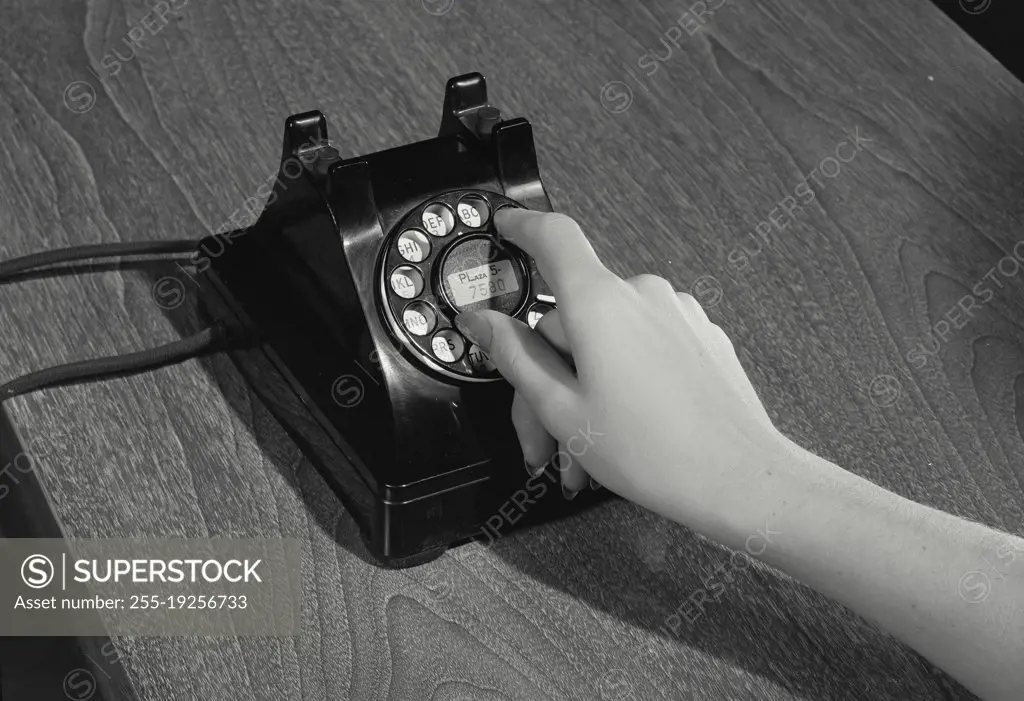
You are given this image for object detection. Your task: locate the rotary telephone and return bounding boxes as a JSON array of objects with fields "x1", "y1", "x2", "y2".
[{"x1": 199, "y1": 73, "x2": 600, "y2": 567}]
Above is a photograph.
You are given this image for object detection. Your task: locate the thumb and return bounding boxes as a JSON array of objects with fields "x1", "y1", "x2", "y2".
[{"x1": 455, "y1": 310, "x2": 580, "y2": 431}]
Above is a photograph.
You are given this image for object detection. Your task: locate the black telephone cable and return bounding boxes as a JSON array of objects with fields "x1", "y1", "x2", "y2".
[{"x1": 0, "y1": 239, "x2": 197, "y2": 281}]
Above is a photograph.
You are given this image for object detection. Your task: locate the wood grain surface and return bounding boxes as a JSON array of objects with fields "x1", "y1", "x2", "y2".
[{"x1": 1, "y1": 0, "x2": 1022, "y2": 699}]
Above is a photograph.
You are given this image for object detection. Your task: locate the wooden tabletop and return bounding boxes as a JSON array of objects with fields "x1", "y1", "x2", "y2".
[{"x1": 2, "y1": 0, "x2": 1022, "y2": 698}]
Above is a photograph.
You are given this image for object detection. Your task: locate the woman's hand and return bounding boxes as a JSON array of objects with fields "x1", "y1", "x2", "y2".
[
  {"x1": 456, "y1": 209, "x2": 1024, "y2": 701},
  {"x1": 455, "y1": 209, "x2": 792, "y2": 530}
]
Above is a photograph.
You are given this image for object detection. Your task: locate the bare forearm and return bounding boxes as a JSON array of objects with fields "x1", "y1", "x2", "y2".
[
  {"x1": 701, "y1": 443, "x2": 1024, "y2": 701},
  {"x1": 472, "y1": 208, "x2": 1023, "y2": 697}
]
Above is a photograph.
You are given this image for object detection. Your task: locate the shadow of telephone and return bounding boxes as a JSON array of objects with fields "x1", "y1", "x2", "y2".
[{"x1": 198, "y1": 73, "x2": 606, "y2": 567}]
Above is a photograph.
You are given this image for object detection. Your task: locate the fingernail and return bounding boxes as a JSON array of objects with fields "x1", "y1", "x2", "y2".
[
  {"x1": 524, "y1": 459, "x2": 544, "y2": 477},
  {"x1": 562, "y1": 484, "x2": 578, "y2": 501},
  {"x1": 590, "y1": 478, "x2": 601, "y2": 491},
  {"x1": 454, "y1": 312, "x2": 491, "y2": 349}
]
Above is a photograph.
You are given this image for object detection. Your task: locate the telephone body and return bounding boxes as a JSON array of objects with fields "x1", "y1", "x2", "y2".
[{"x1": 199, "y1": 74, "x2": 602, "y2": 567}]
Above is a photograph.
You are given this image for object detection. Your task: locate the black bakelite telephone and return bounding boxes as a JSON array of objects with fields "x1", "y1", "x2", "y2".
[{"x1": 197, "y1": 73, "x2": 604, "y2": 567}]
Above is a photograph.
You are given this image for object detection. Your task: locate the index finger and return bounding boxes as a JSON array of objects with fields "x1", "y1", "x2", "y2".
[{"x1": 494, "y1": 208, "x2": 611, "y2": 302}]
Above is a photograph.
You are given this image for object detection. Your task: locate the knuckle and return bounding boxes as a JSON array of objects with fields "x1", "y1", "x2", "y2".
[
  {"x1": 709, "y1": 323, "x2": 735, "y2": 349},
  {"x1": 631, "y1": 273, "x2": 675, "y2": 295},
  {"x1": 676, "y1": 291, "x2": 708, "y2": 319}
]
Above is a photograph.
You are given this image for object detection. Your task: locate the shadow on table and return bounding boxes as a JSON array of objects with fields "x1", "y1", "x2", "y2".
[
  {"x1": 129, "y1": 262, "x2": 968, "y2": 701},
  {"x1": 479, "y1": 500, "x2": 973, "y2": 700}
]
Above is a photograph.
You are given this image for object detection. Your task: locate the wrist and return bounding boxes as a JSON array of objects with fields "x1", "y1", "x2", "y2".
[{"x1": 688, "y1": 434, "x2": 847, "y2": 555}]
